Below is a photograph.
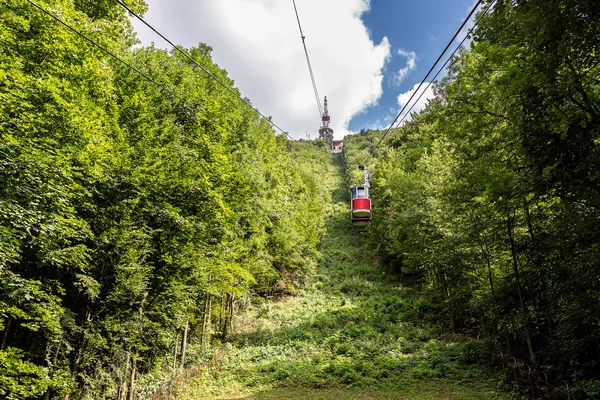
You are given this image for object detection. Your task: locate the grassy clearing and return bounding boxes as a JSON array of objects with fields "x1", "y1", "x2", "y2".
[
  {"x1": 173, "y1": 154, "x2": 521, "y2": 400},
  {"x1": 213, "y1": 381, "x2": 507, "y2": 400}
]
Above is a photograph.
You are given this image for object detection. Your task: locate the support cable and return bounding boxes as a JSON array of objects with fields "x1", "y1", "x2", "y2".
[
  {"x1": 384, "y1": 0, "x2": 495, "y2": 142},
  {"x1": 364, "y1": 0, "x2": 484, "y2": 164},
  {"x1": 25, "y1": 0, "x2": 173, "y2": 95},
  {"x1": 292, "y1": 0, "x2": 323, "y2": 119},
  {"x1": 115, "y1": 0, "x2": 294, "y2": 140},
  {"x1": 25, "y1": 0, "x2": 294, "y2": 140}
]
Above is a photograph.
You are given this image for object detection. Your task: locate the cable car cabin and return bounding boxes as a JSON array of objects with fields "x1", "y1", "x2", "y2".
[{"x1": 350, "y1": 184, "x2": 371, "y2": 226}]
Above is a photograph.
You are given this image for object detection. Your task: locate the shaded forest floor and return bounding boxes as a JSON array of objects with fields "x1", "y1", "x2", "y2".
[{"x1": 173, "y1": 154, "x2": 521, "y2": 400}]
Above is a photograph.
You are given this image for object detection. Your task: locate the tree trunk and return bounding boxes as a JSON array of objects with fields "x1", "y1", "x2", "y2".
[
  {"x1": 480, "y1": 241, "x2": 512, "y2": 352},
  {"x1": 228, "y1": 294, "x2": 235, "y2": 335},
  {"x1": 65, "y1": 307, "x2": 93, "y2": 400},
  {"x1": 221, "y1": 296, "x2": 228, "y2": 340},
  {"x1": 221, "y1": 293, "x2": 235, "y2": 340},
  {"x1": 454, "y1": 247, "x2": 486, "y2": 334},
  {"x1": 128, "y1": 359, "x2": 137, "y2": 400},
  {"x1": 481, "y1": 242, "x2": 499, "y2": 313},
  {"x1": 1, "y1": 318, "x2": 11, "y2": 351},
  {"x1": 523, "y1": 200, "x2": 550, "y2": 333},
  {"x1": 437, "y1": 266, "x2": 455, "y2": 331},
  {"x1": 118, "y1": 351, "x2": 131, "y2": 400},
  {"x1": 201, "y1": 293, "x2": 212, "y2": 345},
  {"x1": 42, "y1": 339, "x2": 62, "y2": 400},
  {"x1": 126, "y1": 293, "x2": 146, "y2": 400},
  {"x1": 65, "y1": 341, "x2": 85, "y2": 400},
  {"x1": 173, "y1": 331, "x2": 179, "y2": 371},
  {"x1": 506, "y1": 214, "x2": 536, "y2": 363},
  {"x1": 180, "y1": 321, "x2": 188, "y2": 369},
  {"x1": 218, "y1": 296, "x2": 224, "y2": 336}
]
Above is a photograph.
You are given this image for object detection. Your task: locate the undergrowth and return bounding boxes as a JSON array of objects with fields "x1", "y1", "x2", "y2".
[{"x1": 173, "y1": 154, "x2": 523, "y2": 399}]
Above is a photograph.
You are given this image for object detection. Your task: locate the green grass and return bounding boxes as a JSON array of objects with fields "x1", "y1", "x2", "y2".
[
  {"x1": 214, "y1": 381, "x2": 508, "y2": 399},
  {"x1": 173, "y1": 154, "x2": 522, "y2": 400}
]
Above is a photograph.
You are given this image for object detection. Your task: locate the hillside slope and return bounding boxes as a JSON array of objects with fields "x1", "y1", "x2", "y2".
[{"x1": 172, "y1": 154, "x2": 519, "y2": 400}]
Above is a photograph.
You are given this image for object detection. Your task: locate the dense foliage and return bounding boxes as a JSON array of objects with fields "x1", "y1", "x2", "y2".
[
  {"x1": 4, "y1": 0, "x2": 600, "y2": 398},
  {"x1": 354, "y1": 0, "x2": 600, "y2": 397},
  {"x1": 170, "y1": 154, "x2": 515, "y2": 400},
  {"x1": 0, "y1": 1, "x2": 330, "y2": 398}
]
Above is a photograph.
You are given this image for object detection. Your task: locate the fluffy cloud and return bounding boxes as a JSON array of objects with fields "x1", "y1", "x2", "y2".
[
  {"x1": 396, "y1": 82, "x2": 436, "y2": 122},
  {"x1": 131, "y1": 0, "x2": 390, "y2": 139},
  {"x1": 392, "y1": 49, "x2": 417, "y2": 86}
]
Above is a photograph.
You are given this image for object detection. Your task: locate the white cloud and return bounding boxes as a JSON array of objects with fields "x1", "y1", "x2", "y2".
[
  {"x1": 362, "y1": 81, "x2": 435, "y2": 132},
  {"x1": 131, "y1": 0, "x2": 390, "y2": 139},
  {"x1": 392, "y1": 49, "x2": 416, "y2": 86},
  {"x1": 396, "y1": 82, "x2": 436, "y2": 122},
  {"x1": 366, "y1": 111, "x2": 393, "y2": 131}
]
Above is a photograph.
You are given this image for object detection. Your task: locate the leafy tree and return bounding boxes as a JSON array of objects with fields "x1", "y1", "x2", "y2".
[
  {"x1": 1, "y1": 1, "x2": 331, "y2": 398},
  {"x1": 357, "y1": 1, "x2": 600, "y2": 396}
]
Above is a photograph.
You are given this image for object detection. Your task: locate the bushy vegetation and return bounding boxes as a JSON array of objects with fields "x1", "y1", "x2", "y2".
[
  {"x1": 173, "y1": 155, "x2": 518, "y2": 400},
  {"x1": 0, "y1": 1, "x2": 330, "y2": 398},
  {"x1": 3, "y1": 0, "x2": 598, "y2": 399},
  {"x1": 353, "y1": 0, "x2": 600, "y2": 398}
]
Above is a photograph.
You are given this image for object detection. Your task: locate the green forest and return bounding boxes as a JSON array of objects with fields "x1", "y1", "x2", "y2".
[{"x1": 1, "y1": 0, "x2": 599, "y2": 399}]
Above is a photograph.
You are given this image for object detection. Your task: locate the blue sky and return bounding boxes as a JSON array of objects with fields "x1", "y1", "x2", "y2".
[
  {"x1": 349, "y1": 0, "x2": 476, "y2": 131},
  {"x1": 132, "y1": 0, "x2": 478, "y2": 139}
]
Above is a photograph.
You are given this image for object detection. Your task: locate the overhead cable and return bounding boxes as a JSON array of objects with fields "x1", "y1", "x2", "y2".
[
  {"x1": 25, "y1": 0, "x2": 173, "y2": 96},
  {"x1": 25, "y1": 0, "x2": 294, "y2": 141},
  {"x1": 115, "y1": 0, "x2": 294, "y2": 140},
  {"x1": 292, "y1": 0, "x2": 324, "y2": 119},
  {"x1": 385, "y1": 0, "x2": 496, "y2": 140},
  {"x1": 365, "y1": 0, "x2": 484, "y2": 162}
]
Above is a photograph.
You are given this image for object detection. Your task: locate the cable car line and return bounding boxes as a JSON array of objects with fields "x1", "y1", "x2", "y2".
[
  {"x1": 25, "y1": 0, "x2": 294, "y2": 141},
  {"x1": 115, "y1": 0, "x2": 295, "y2": 141},
  {"x1": 292, "y1": 0, "x2": 324, "y2": 119},
  {"x1": 350, "y1": 0, "x2": 490, "y2": 228},
  {"x1": 364, "y1": 0, "x2": 484, "y2": 164},
  {"x1": 382, "y1": 0, "x2": 496, "y2": 144},
  {"x1": 24, "y1": 0, "x2": 173, "y2": 96}
]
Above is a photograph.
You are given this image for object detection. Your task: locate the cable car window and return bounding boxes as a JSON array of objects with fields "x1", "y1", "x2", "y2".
[
  {"x1": 357, "y1": 187, "x2": 365, "y2": 198},
  {"x1": 351, "y1": 187, "x2": 357, "y2": 199}
]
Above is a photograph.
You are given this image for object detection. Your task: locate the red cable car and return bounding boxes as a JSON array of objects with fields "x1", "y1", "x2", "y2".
[{"x1": 351, "y1": 165, "x2": 372, "y2": 226}]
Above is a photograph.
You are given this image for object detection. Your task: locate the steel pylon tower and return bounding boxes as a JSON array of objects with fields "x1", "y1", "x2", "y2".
[{"x1": 318, "y1": 96, "x2": 334, "y2": 146}]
